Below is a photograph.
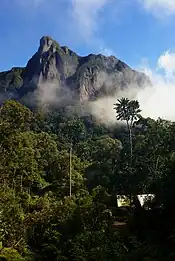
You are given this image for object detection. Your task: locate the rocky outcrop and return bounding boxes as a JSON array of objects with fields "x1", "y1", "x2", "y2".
[
  {"x1": 21, "y1": 36, "x2": 79, "y2": 94},
  {"x1": 0, "y1": 36, "x2": 152, "y2": 104}
]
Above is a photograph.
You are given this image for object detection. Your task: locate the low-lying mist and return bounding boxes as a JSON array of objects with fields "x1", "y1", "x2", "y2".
[
  {"x1": 26, "y1": 51, "x2": 175, "y2": 125},
  {"x1": 89, "y1": 52, "x2": 175, "y2": 125}
]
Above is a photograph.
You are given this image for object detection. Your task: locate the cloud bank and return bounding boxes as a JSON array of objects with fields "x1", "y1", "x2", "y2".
[
  {"x1": 136, "y1": 50, "x2": 175, "y2": 120},
  {"x1": 88, "y1": 50, "x2": 175, "y2": 125},
  {"x1": 26, "y1": 49, "x2": 175, "y2": 125}
]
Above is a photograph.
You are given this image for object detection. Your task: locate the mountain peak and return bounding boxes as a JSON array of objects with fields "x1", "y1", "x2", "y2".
[
  {"x1": 0, "y1": 36, "x2": 152, "y2": 105},
  {"x1": 39, "y1": 36, "x2": 60, "y2": 53}
]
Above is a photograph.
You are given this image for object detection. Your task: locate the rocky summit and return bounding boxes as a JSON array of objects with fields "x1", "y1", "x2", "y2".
[{"x1": 0, "y1": 36, "x2": 151, "y2": 105}]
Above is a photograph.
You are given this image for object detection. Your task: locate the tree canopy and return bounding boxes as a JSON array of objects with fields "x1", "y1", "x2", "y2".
[{"x1": 0, "y1": 99, "x2": 174, "y2": 260}]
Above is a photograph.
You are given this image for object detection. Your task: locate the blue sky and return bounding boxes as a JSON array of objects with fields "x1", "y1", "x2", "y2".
[{"x1": 1, "y1": 0, "x2": 175, "y2": 72}]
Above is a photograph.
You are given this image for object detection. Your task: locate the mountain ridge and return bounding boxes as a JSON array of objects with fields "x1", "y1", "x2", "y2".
[{"x1": 0, "y1": 36, "x2": 152, "y2": 106}]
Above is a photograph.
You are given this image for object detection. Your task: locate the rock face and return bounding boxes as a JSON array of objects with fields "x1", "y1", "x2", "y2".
[{"x1": 0, "y1": 36, "x2": 151, "y2": 104}]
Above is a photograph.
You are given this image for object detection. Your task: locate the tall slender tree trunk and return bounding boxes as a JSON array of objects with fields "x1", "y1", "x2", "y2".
[
  {"x1": 129, "y1": 126, "x2": 133, "y2": 207},
  {"x1": 126, "y1": 121, "x2": 133, "y2": 167},
  {"x1": 127, "y1": 121, "x2": 133, "y2": 207},
  {"x1": 129, "y1": 125, "x2": 133, "y2": 167}
]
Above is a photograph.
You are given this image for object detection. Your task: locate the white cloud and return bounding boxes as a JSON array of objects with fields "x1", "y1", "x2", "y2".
[
  {"x1": 139, "y1": 0, "x2": 175, "y2": 15},
  {"x1": 70, "y1": 0, "x2": 117, "y2": 55},
  {"x1": 71, "y1": 0, "x2": 109, "y2": 40},
  {"x1": 157, "y1": 50, "x2": 175, "y2": 76},
  {"x1": 99, "y1": 47, "x2": 115, "y2": 56},
  {"x1": 133, "y1": 51, "x2": 175, "y2": 120},
  {"x1": 90, "y1": 50, "x2": 175, "y2": 124}
]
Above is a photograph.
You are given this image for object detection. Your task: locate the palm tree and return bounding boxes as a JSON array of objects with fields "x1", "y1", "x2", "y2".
[
  {"x1": 114, "y1": 97, "x2": 141, "y2": 166},
  {"x1": 114, "y1": 98, "x2": 141, "y2": 206}
]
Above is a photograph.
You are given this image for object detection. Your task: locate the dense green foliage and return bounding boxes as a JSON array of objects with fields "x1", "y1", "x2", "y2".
[
  {"x1": 0, "y1": 67, "x2": 24, "y2": 89},
  {"x1": 0, "y1": 99, "x2": 175, "y2": 260}
]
